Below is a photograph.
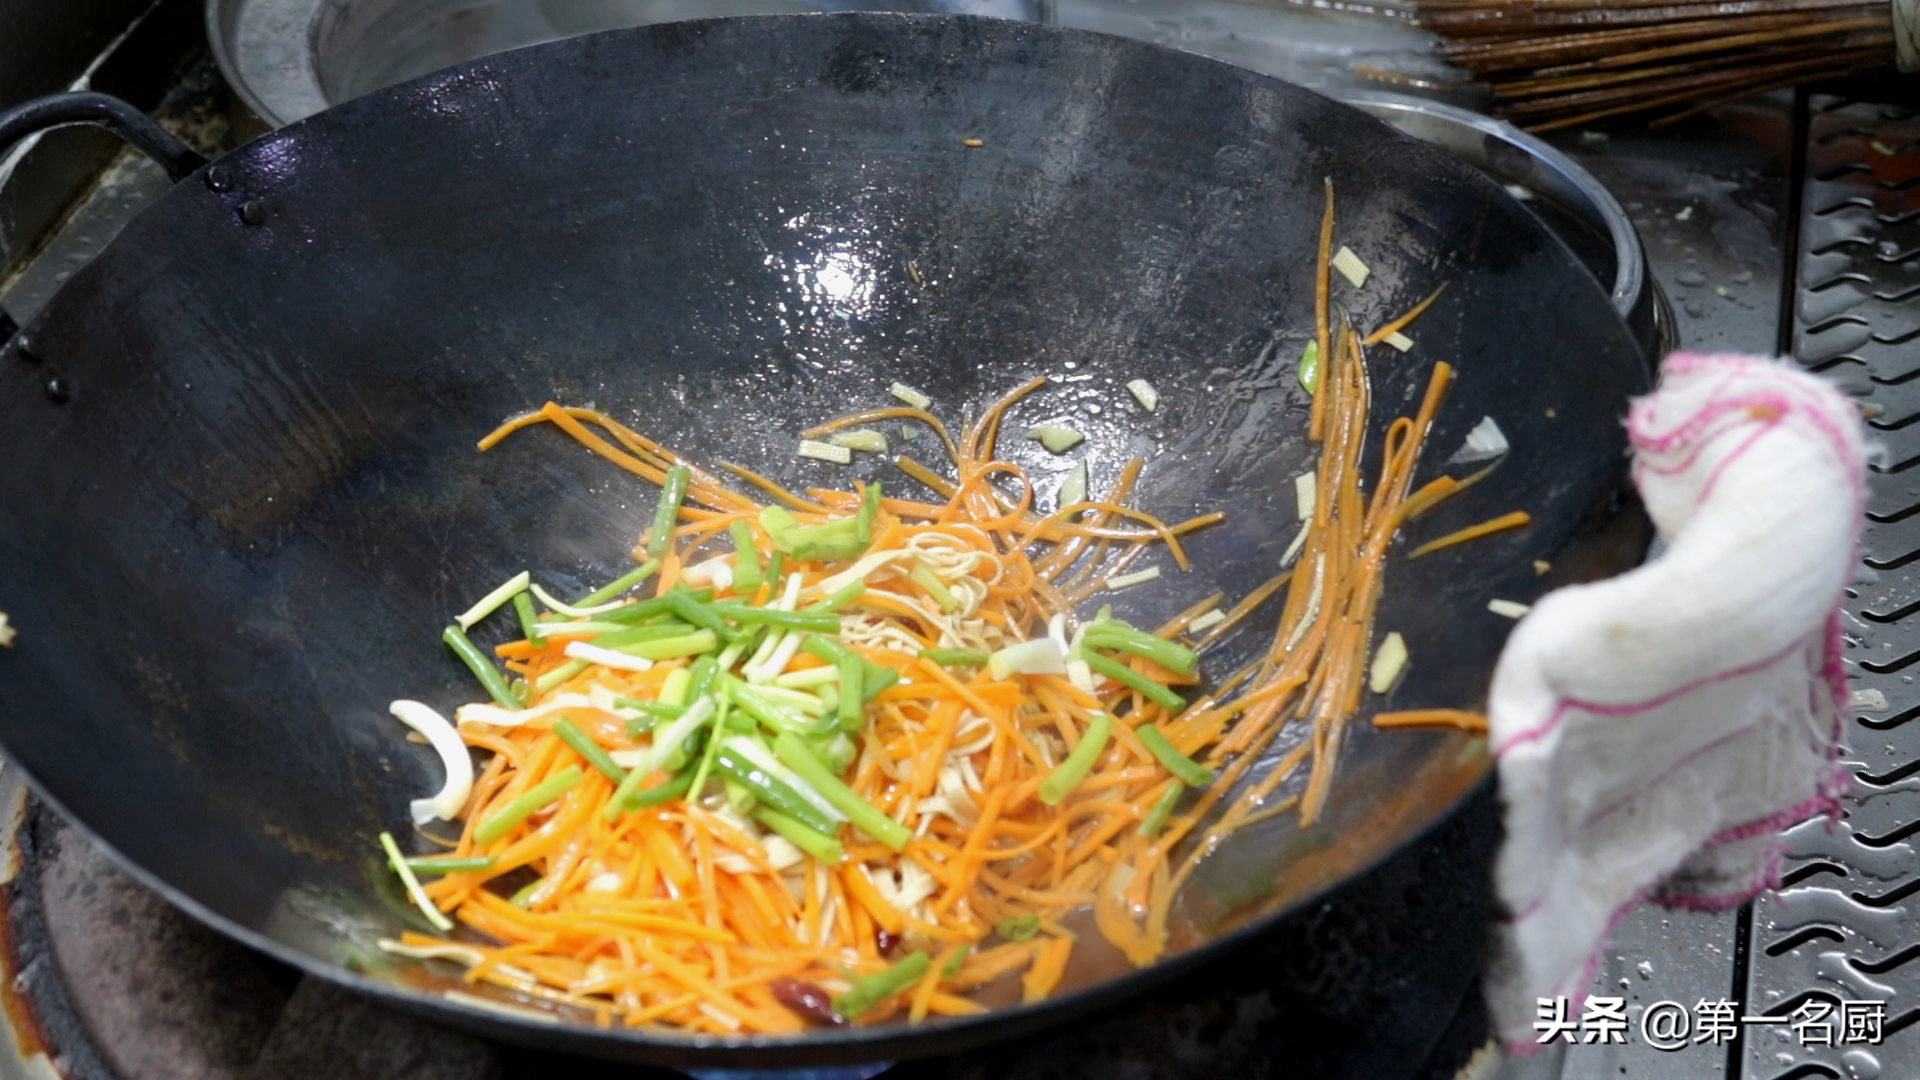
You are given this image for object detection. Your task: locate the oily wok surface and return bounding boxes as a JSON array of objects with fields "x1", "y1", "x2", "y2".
[{"x1": 0, "y1": 14, "x2": 1646, "y2": 1066}]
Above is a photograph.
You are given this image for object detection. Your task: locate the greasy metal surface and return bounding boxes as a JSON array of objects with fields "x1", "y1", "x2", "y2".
[
  {"x1": 0, "y1": 14, "x2": 1643, "y2": 1067},
  {"x1": 1553, "y1": 93, "x2": 1802, "y2": 1080},
  {"x1": 1744, "y1": 90, "x2": 1920, "y2": 1080}
]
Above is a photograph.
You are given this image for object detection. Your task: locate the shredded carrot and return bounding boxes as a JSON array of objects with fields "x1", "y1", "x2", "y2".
[
  {"x1": 1373, "y1": 709, "x2": 1489, "y2": 733},
  {"x1": 381, "y1": 178, "x2": 1523, "y2": 1037},
  {"x1": 1408, "y1": 510, "x2": 1532, "y2": 558}
]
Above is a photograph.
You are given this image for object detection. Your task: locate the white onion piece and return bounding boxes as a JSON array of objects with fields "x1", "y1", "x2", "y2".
[
  {"x1": 1450, "y1": 416, "x2": 1510, "y2": 465},
  {"x1": 988, "y1": 637, "x2": 1067, "y2": 679},
  {"x1": 455, "y1": 692, "x2": 598, "y2": 729},
  {"x1": 1369, "y1": 631, "x2": 1409, "y2": 694},
  {"x1": 390, "y1": 700, "x2": 473, "y2": 825}
]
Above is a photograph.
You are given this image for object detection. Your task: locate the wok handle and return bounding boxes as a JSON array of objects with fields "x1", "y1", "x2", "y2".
[{"x1": 0, "y1": 92, "x2": 208, "y2": 345}]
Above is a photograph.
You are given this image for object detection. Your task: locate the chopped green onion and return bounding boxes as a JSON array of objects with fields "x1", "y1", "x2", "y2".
[
  {"x1": 1080, "y1": 651, "x2": 1186, "y2": 711},
  {"x1": 836, "y1": 652, "x2": 865, "y2": 730},
  {"x1": 1140, "y1": 782, "x2": 1183, "y2": 837},
  {"x1": 941, "y1": 945, "x2": 970, "y2": 978},
  {"x1": 442, "y1": 625, "x2": 522, "y2": 710},
  {"x1": 726, "y1": 677, "x2": 824, "y2": 735},
  {"x1": 509, "y1": 877, "x2": 544, "y2": 907},
  {"x1": 512, "y1": 590, "x2": 539, "y2": 641},
  {"x1": 456, "y1": 571, "x2": 530, "y2": 631},
  {"x1": 607, "y1": 767, "x2": 695, "y2": 817},
  {"x1": 634, "y1": 697, "x2": 717, "y2": 779},
  {"x1": 910, "y1": 565, "x2": 960, "y2": 613},
  {"x1": 714, "y1": 739, "x2": 842, "y2": 835},
  {"x1": 685, "y1": 698, "x2": 729, "y2": 803},
  {"x1": 919, "y1": 648, "x2": 991, "y2": 668},
  {"x1": 835, "y1": 953, "x2": 931, "y2": 1018},
  {"x1": 1136, "y1": 725, "x2": 1213, "y2": 787},
  {"x1": 995, "y1": 914, "x2": 1041, "y2": 941},
  {"x1": 380, "y1": 832, "x2": 454, "y2": 931},
  {"x1": 552, "y1": 718, "x2": 628, "y2": 783},
  {"x1": 752, "y1": 806, "x2": 844, "y2": 864},
  {"x1": 532, "y1": 658, "x2": 590, "y2": 695},
  {"x1": 805, "y1": 580, "x2": 866, "y2": 613},
  {"x1": 474, "y1": 766, "x2": 583, "y2": 844},
  {"x1": 609, "y1": 630, "x2": 719, "y2": 661},
  {"x1": 781, "y1": 517, "x2": 867, "y2": 562},
  {"x1": 598, "y1": 589, "x2": 715, "y2": 625},
  {"x1": 586, "y1": 621, "x2": 699, "y2": 648},
  {"x1": 659, "y1": 666, "x2": 694, "y2": 707},
  {"x1": 764, "y1": 551, "x2": 787, "y2": 594},
  {"x1": 577, "y1": 560, "x2": 662, "y2": 607},
  {"x1": 729, "y1": 521, "x2": 764, "y2": 592},
  {"x1": 831, "y1": 429, "x2": 890, "y2": 455},
  {"x1": 1038, "y1": 712, "x2": 1111, "y2": 806},
  {"x1": 528, "y1": 620, "x2": 628, "y2": 641},
  {"x1": 774, "y1": 666, "x2": 841, "y2": 689},
  {"x1": 529, "y1": 583, "x2": 641, "y2": 619},
  {"x1": 647, "y1": 466, "x2": 691, "y2": 559},
  {"x1": 801, "y1": 637, "x2": 900, "y2": 702},
  {"x1": 857, "y1": 481, "x2": 882, "y2": 546},
  {"x1": 773, "y1": 732, "x2": 911, "y2": 851},
  {"x1": 685, "y1": 654, "x2": 721, "y2": 701},
  {"x1": 1082, "y1": 623, "x2": 1199, "y2": 676},
  {"x1": 1298, "y1": 339, "x2": 1322, "y2": 394},
  {"x1": 661, "y1": 589, "x2": 733, "y2": 642},
  {"x1": 709, "y1": 603, "x2": 840, "y2": 632},
  {"x1": 403, "y1": 854, "x2": 498, "y2": 875}
]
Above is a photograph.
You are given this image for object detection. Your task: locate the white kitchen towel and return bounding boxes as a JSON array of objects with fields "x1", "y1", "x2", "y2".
[{"x1": 1484, "y1": 352, "x2": 1866, "y2": 1051}]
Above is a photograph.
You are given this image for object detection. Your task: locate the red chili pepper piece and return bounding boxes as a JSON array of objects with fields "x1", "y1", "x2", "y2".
[{"x1": 770, "y1": 977, "x2": 847, "y2": 1027}]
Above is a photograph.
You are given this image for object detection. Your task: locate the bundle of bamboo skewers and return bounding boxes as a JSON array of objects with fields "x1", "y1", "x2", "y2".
[{"x1": 1410, "y1": 0, "x2": 1919, "y2": 131}]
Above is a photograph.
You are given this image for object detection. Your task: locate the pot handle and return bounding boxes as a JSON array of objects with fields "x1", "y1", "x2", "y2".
[{"x1": 0, "y1": 92, "x2": 208, "y2": 344}]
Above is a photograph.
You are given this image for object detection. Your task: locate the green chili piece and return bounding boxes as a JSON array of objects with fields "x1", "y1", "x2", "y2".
[
  {"x1": 753, "y1": 806, "x2": 845, "y2": 864},
  {"x1": 804, "y1": 580, "x2": 866, "y2": 613},
  {"x1": 647, "y1": 466, "x2": 691, "y2": 559},
  {"x1": 729, "y1": 521, "x2": 765, "y2": 591},
  {"x1": 836, "y1": 652, "x2": 864, "y2": 730},
  {"x1": 712, "y1": 745, "x2": 841, "y2": 835},
  {"x1": 919, "y1": 648, "x2": 991, "y2": 668},
  {"x1": 709, "y1": 603, "x2": 841, "y2": 633},
  {"x1": 1140, "y1": 782, "x2": 1184, "y2": 837},
  {"x1": 773, "y1": 732, "x2": 911, "y2": 851},
  {"x1": 511, "y1": 590, "x2": 540, "y2": 642},
  {"x1": 1136, "y1": 725, "x2": 1214, "y2": 787},
  {"x1": 552, "y1": 718, "x2": 628, "y2": 783},
  {"x1": 578, "y1": 559, "x2": 662, "y2": 607},
  {"x1": 834, "y1": 952, "x2": 931, "y2": 1018},
  {"x1": 474, "y1": 765, "x2": 583, "y2": 844},
  {"x1": 1082, "y1": 623, "x2": 1200, "y2": 676},
  {"x1": 1081, "y1": 651, "x2": 1186, "y2": 711},
  {"x1": 941, "y1": 945, "x2": 970, "y2": 979},
  {"x1": 659, "y1": 667, "x2": 694, "y2": 707},
  {"x1": 442, "y1": 625, "x2": 522, "y2": 710},
  {"x1": 403, "y1": 855, "x2": 499, "y2": 875},
  {"x1": 1298, "y1": 339, "x2": 1322, "y2": 395},
  {"x1": 858, "y1": 481, "x2": 882, "y2": 546},
  {"x1": 783, "y1": 518, "x2": 867, "y2": 561},
  {"x1": 1038, "y1": 712, "x2": 1112, "y2": 806},
  {"x1": 995, "y1": 914, "x2": 1041, "y2": 941}
]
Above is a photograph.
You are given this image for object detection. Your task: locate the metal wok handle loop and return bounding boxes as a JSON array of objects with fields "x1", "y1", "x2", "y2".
[{"x1": 0, "y1": 92, "x2": 208, "y2": 345}]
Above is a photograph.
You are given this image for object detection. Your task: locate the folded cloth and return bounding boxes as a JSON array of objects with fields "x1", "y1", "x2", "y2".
[{"x1": 1484, "y1": 352, "x2": 1866, "y2": 1051}]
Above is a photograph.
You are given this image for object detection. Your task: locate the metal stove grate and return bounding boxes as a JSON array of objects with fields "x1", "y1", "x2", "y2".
[{"x1": 1743, "y1": 91, "x2": 1920, "y2": 1080}]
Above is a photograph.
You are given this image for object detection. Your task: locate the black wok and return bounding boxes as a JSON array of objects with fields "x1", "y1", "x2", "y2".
[{"x1": 0, "y1": 14, "x2": 1647, "y2": 1068}]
